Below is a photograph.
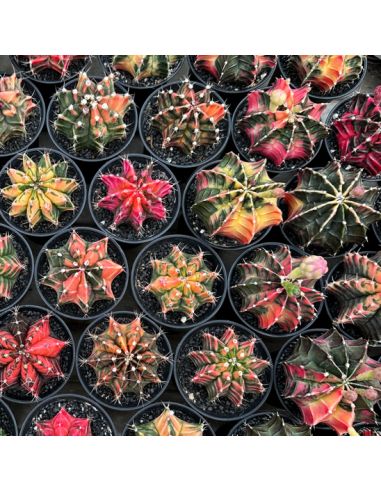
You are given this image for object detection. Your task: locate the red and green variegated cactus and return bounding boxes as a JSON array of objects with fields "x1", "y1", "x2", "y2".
[
  {"x1": 232, "y1": 246, "x2": 327, "y2": 332},
  {"x1": 237, "y1": 78, "x2": 328, "y2": 166},
  {"x1": 0, "y1": 234, "x2": 24, "y2": 300},
  {"x1": 192, "y1": 152, "x2": 285, "y2": 245},
  {"x1": 112, "y1": 55, "x2": 181, "y2": 82},
  {"x1": 284, "y1": 161, "x2": 381, "y2": 255},
  {"x1": 188, "y1": 327, "x2": 270, "y2": 407},
  {"x1": 1, "y1": 152, "x2": 79, "y2": 228},
  {"x1": 133, "y1": 406, "x2": 204, "y2": 436},
  {"x1": 358, "y1": 426, "x2": 381, "y2": 436},
  {"x1": 36, "y1": 407, "x2": 91, "y2": 436},
  {"x1": 40, "y1": 230, "x2": 124, "y2": 314},
  {"x1": 84, "y1": 315, "x2": 168, "y2": 403},
  {"x1": 96, "y1": 157, "x2": 173, "y2": 231},
  {"x1": 282, "y1": 328, "x2": 381, "y2": 435},
  {"x1": 194, "y1": 55, "x2": 276, "y2": 89},
  {"x1": 54, "y1": 72, "x2": 133, "y2": 154},
  {"x1": 151, "y1": 80, "x2": 227, "y2": 155},
  {"x1": 23, "y1": 56, "x2": 87, "y2": 77},
  {"x1": 326, "y1": 251, "x2": 381, "y2": 344},
  {"x1": 146, "y1": 245, "x2": 219, "y2": 320},
  {"x1": 0, "y1": 311, "x2": 68, "y2": 398},
  {"x1": 290, "y1": 55, "x2": 364, "y2": 94},
  {"x1": 0, "y1": 73, "x2": 36, "y2": 147},
  {"x1": 331, "y1": 88, "x2": 381, "y2": 176},
  {"x1": 246, "y1": 413, "x2": 312, "y2": 436}
]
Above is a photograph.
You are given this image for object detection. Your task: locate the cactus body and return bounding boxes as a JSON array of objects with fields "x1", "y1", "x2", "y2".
[
  {"x1": 37, "y1": 407, "x2": 91, "y2": 436},
  {"x1": 24, "y1": 55, "x2": 87, "y2": 78},
  {"x1": 134, "y1": 406, "x2": 204, "y2": 436},
  {"x1": 112, "y1": 55, "x2": 181, "y2": 82},
  {"x1": 0, "y1": 234, "x2": 24, "y2": 299},
  {"x1": 246, "y1": 413, "x2": 312, "y2": 436}
]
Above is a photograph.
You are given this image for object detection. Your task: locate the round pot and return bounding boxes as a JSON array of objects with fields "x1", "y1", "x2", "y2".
[
  {"x1": 0, "y1": 147, "x2": 87, "y2": 237},
  {"x1": 88, "y1": 153, "x2": 181, "y2": 244},
  {"x1": 76, "y1": 311, "x2": 173, "y2": 411},
  {"x1": 174, "y1": 320, "x2": 273, "y2": 422},
  {"x1": 20, "y1": 393, "x2": 116, "y2": 436},
  {"x1": 138, "y1": 80, "x2": 231, "y2": 169},
  {"x1": 0, "y1": 305, "x2": 74, "y2": 404},
  {"x1": 0, "y1": 399, "x2": 18, "y2": 436},
  {"x1": 228, "y1": 409, "x2": 303, "y2": 436},
  {"x1": 123, "y1": 401, "x2": 215, "y2": 436},
  {"x1": 131, "y1": 234, "x2": 227, "y2": 330},
  {"x1": 35, "y1": 227, "x2": 129, "y2": 321},
  {"x1": 228, "y1": 241, "x2": 325, "y2": 340}
]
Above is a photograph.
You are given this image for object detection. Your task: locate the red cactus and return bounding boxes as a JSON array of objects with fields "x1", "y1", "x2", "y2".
[
  {"x1": 24, "y1": 56, "x2": 87, "y2": 77},
  {"x1": 36, "y1": 407, "x2": 91, "y2": 436}
]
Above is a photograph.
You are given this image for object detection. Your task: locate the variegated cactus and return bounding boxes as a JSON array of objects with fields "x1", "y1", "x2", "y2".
[
  {"x1": 282, "y1": 329, "x2": 381, "y2": 435},
  {"x1": 0, "y1": 234, "x2": 24, "y2": 300},
  {"x1": 284, "y1": 161, "x2": 381, "y2": 255},
  {"x1": 37, "y1": 407, "x2": 91, "y2": 436},
  {"x1": 150, "y1": 80, "x2": 227, "y2": 155},
  {"x1": 188, "y1": 327, "x2": 270, "y2": 407},
  {"x1": 232, "y1": 245, "x2": 327, "y2": 332},
  {"x1": 237, "y1": 78, "x2": 328, "y2": 166},
  {"x1": 246, "y1": 413, "x2": 312, "y2": 436},
  {"x1": 133, "y1": 406, "x2": 204, "y2": 436},
  {"x1": 112, "y1": 55, "x2": 181, "y2": 82},
  {"x1": 23, "y1": 55, "x2": 87, "y2": 78},
  {"x1": 192, "y1": 152, "x2": 285, "y2": 245}
]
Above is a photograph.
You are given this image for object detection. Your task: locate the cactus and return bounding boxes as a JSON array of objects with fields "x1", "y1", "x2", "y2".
[
  {"x1": 232, "y1": 246, "x2": 327, "y2": 332},
  {"x1": 237, "y1": 78, "x2": 328, "y2": 166},
  {"x1": 0, "y1": 234, "x2": 24, "y2": 300},
  {"x1": 40, "y1": 230, "x2": 124, "y2": 314},
  {"x1": 188, "y1": 326, "x2": 270, "y2": 407},
  {"x1": 0, "y1": 428, "x2": 6, "y2": 436},
  {"x1": 0, "y1": 311, "x2": 68, "y2": 398},
  {"x1": 145, "y1": 245, "x2": 219, "y2": 320},
  {"x1": 195, "y1": 55, "x2": 276, "y2": 88},
  {"x1": 284, "y1": 161, "x2": 381, "y2": 255},
  {"x1": 358, "y1": 426, "x2": 381, "y2": 436},
  {"x1": 150, "y1": 80, "x2": 227, "y2": 155},
  {"x1": 133, "y1": 406, "x2": 204, "y2": 436},
  {"x1": 289, "y1": 55, "x2": 364, "y2": 94},
  {"x1": 36, "y1": 407, "x2": 91, "y2": 436},
  {"x1": 23, "y1": 55, "x2": 87, "y2": 78},
  {"x1": 54, "y1": 72, "x2": 133, "y2": 154},
  {"x1": 192, "y1": 152, "x2": 285, "y2": 245},
  {"x1": 96, "y1": 157, "x2": 173, "y2": 231},
  {"x1": 112, "y1": 55, "x2": 181, "y2": 82},
  {"x1": 0, "y1": 73, "x2": 36, "y2": 147},
  {"x1": 84, "y1": 315, "x2": 168, "y2": 403},
  {"x1": 1, "y1": 152, "x2": 79, "y2": 228},
  {"x1": 326, "y1": 251, "x2": 381, "y2": 344},
  {"x1": 246, "y1": 413, "x2": 312, "y2": 436},
  {"x1": 282, "y1": 328, "x2": 381, "y2": 435},
  {"x1": 331, "y1": 88, "x2": 381, "y2": 176}
]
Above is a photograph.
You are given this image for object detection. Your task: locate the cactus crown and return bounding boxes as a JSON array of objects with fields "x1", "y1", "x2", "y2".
[
  {"x1": 331, "y1": 88, "x2": 381, "y2": 176},
  {"x1": 0, "y1": 73, "x2": 36, "y2": 147},
  {"x1": 54, "y1": 72, "x2": 133, "y2": 154},
  {"x1": 192, "y1": 152, "x2": 285, "y2": 245},
  {"x1": 237, "y1": 78, "x2": 328, "y2": 166},
  {"x1": 188, "y1": 327, "x2": 270, "y2": 407},
  {"x1": 0, "y1": 234, "x2": 24, "y2": 300},
  {"x1": 290, "y1": 55, "x2": 364, "y2": 94},
  {"x1": 150, "y1": 80, "x2": 227, "y2": 155},
  {"x1": 284, "y1": 161, "x2": 381, "y2": 255},
  {"x1": 1, "y1": 152, "x2": 79, "y2": 228},
  {"x1": 112, "y1": 55, "x2": 181, "y2": 82},
  {"x1": 283, "y1": 328, "x2": 381, "y2": 435},
  {"x1": 232, "y1": 246, "x2": 327, "y2": 332},
  {"x1": 23, "y1": 55, "x2": 87, "y2": 78},
  {"x1": 246, "y1": 413, "x2": 312, "y2": 436},
  {"x1": 0, "y1": 310, "x2": 67, "y2": 398},
  {"x1": 97, "y1": 157, "x2": 173, "y2": 232},
  {"x1": 36, "y1": 407, "x2": 91, "y2": 436},
  {"x1": 133, "y1": 406, "x2": 204, "y2": 436},
  {"x1": 40, "y1": 230, "x2": 124, "y2": 314}
]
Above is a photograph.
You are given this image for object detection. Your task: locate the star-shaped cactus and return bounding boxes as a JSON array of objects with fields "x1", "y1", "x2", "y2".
[
  {"x1": 246, "y1": 413, "x2": 312, "y2": 436},
  {"x1": 192, "y1": 152, "x2": 285, "y2": 245},
  {"x1": 188, "y1": 327, "x2": 270, "y2": 407},
  {"x1": 112, "y1": 55, "x2": 181, "y2": 82},
  {"x1": 0, "y1": 311, "x2": 67, "y2": 398},
  {"x1": 0, "y1": 234, "x2": 24, "y2": 300},
  {"x1": 24, "y1": 55, "x2": 87, "y2": 77},
  {"x1": 133, "y1": 406, "x2": 204, "y2": 436},
  {"x1": 40, "y1": 230, "x2": 124, "y2": 314},
  {"x1": 36, "y1": 407, "x2": 91, "y2": 436}
]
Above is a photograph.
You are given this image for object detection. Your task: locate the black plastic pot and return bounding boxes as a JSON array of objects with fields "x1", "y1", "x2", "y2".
[
  {"x1": 35, "y1": 227, "x2": 129, "y2": 321},
  {"x1": 131, "y1": 234, "x2": 227, "y2": 330},
  {"x1": 0, "y1": 399, "x2": 18, "y2": 436},
  {"x1": 46, "y1": 77, "x2": 138, "y2": 164},
  {"x1": 182, "y1": 159, "x2": 273, "y2": 251},
  {"x1": 20, "y1": 393, "x2": 116, "y2": 436},
  {"x1": 88, "y1": 153, "x2": 181, "y2": 244},
  {"x1": 0, "y1": 224, "x2": 34, "y2": 315},
  {"x1": 228, "y1": 409, "x2": 303, "y2": 436},
  {"x1": 174, "y1": 320, "x2": 273, "y2": 422},
  {"x1": 138, "y1": 80, "x2": 231, "y2": 169},
  {"x1": 0, "y1": 147, "x2": 87, "y2": 237},
  {"x1": 228, "y1": 241, "x2": 325, "y2": 340},
  {"x1": 123, "y1": 401, "x2": 215, "y2": 436},
  {"x1": 76, "y1": 311, "x2": 173, "y2": 411},
  {"x1": 278, "y1": 55, "x2": 368, "y2": 103},
  {"x1": 0, "y1": 305, "x2": 74, "y2": 404}
]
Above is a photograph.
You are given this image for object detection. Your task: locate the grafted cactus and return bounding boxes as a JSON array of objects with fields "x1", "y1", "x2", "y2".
[
  {"x1": 0, "y1": 234, "x2": 24, "y2": 299},
  {"x1": 192, "y1": 152, "x2": 285, "y2": 245},
  {"x1": 36, "y1": 407, "x2": 91, "y2": 436},
  {"x1": 112, "y1": 55, "x2": 181, "y2": 82},
  {"x1": 246, "y1": 413, "x2": 312, "y2": 436},
  {"x1": 133, "y1": 406, "x2": 204, "y2": 436},
  {"x1": 23, "y1": 56, "x2": 87, "y2": 77}
]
